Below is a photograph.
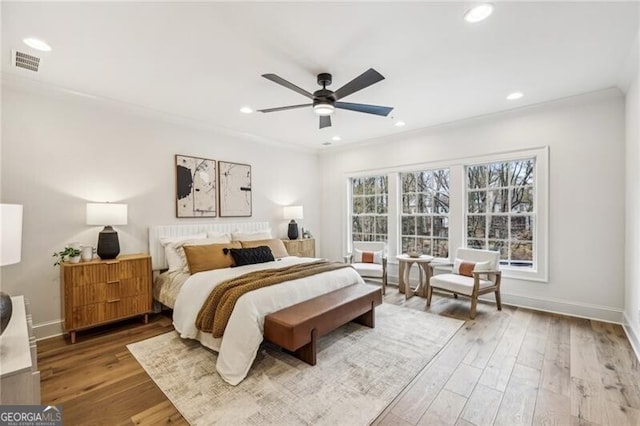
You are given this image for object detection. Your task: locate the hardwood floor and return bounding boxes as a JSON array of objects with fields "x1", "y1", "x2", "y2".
[{"x1": 38, "y1": 286, "x2": 640, "y2": 425}]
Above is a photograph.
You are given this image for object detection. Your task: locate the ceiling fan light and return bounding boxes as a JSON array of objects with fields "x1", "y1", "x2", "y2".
[{"x1": 313, "y1": 103, "x2": 335, "y2": 116}]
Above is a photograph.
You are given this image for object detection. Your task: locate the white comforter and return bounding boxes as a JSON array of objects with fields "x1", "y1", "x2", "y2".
[{"x1": 172, "y1": 256, "x2": 365, "y2": 385}]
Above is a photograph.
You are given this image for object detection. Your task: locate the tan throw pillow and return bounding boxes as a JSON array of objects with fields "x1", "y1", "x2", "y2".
[
  {"x1": 240, "y1": 239, "x2": 289, "y2": 259},
  {"x1": 453, "y1": 258, "x2": 491, "y2": 277},
  {"x1": 184, "y1": 242, "x2": 242, "y2": 274}
]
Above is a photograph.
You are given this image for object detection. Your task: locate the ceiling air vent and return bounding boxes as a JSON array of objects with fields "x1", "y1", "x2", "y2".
[{"x1": 12, "y1": 50, "x2": 40, "y2": 72}]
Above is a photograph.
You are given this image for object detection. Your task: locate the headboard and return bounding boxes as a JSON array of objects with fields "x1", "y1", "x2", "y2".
[{"x1": 148, "y1": 221, "x2": 271, "y2": 270}]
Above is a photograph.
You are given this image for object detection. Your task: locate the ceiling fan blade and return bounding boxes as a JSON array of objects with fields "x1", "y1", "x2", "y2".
[
  {"x1": 262, "y1": 74, "x2": 314, "y2": 100},
  {"x1": 257, "y1": 104, "x2": 312, "y2": 113},
  {"x1": 333, "y1": 68, "x2": 385, "y2": 100},
  {"x1": 319, "y1": 115, "x2": 332, "y2": 129},
  {"x1": 335, "y1": 102, "x2": 394, "y2": 117}
]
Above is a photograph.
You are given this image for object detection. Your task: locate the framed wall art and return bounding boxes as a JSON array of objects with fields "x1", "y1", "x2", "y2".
[
  {"x1": 175, "y1": 154, "x2": 217, "y2": 218},
  {"x1": 218, "y1": 161, "x2": 252, "y2": 217}
]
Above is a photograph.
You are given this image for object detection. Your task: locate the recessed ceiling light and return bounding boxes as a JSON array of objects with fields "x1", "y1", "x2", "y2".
[
  {"x1": 395, "y1": 121, "x2": 406, "y2": 127},
  {"x1": 464, "y1": 3, "x2": 494, "y2": 23},
  {"x1": 240, "y1": 106, "x2": 253, "y2": 114},
  {"x1": 506, "y1": 92, "x2": 524, "y2": 100},
  {"x1": 322, "y1": 142, "x2": 332, "y2": 146},
  {"x1": 332, "y1": 136, "x2": 341, "y2": 141},
  {"x1": 22, "y1": 37, "x2": 52, "y2": 52}
]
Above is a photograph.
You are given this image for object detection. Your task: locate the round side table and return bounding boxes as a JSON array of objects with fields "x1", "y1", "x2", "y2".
[{"x1": 396, "y1": 254, "x2": 434, "y2": 299}]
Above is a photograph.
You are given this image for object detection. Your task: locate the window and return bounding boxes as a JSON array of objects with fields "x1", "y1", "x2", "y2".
[
  {"x1": 351, "y1": 175, "x2": 388, "y2": 242},
  {"x1": 399, "y1": 169, "x2": 450, "y2": 257},
  {"x1": 466, "y1": 159, "x2": 534, "y2": 267}
]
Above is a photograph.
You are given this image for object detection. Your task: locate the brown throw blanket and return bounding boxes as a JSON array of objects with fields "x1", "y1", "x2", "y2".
[{"x1": 196, "y1": 260, "x2": 352, "y2": 338}]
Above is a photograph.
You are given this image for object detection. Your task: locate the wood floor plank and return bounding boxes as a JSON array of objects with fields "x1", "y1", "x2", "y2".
[
  {"x1": 534, "y1": 388, "x2": 571, "y2": 426},
  {"x1": 493, "y1": 364, "x2": 540, "y2": 426},
  {"x1": 444, "y1": 363, "x2": 483, "y2": 398},
  {"x1": 540, "y1": 313, "x2": 571, "y2": 397},
  {"x1": 130, "y1": 401, "x2": 189, "y2": 426},
  {"x1": 516, "y1": 311, "x2": 550, "y2": 370},
  {"x1": 459, "y1": 383, "x2": 503, "y2": 426},
  {"x1": 417, "y1": 389, "x2": 467, "y2": 426}
]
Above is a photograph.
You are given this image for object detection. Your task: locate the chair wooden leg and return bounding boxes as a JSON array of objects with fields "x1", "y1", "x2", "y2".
[
  {"x1": 453, "y1": 293, "x2": 458, "y2": 299},
  {"x1": 382, "y1": 274, "x2": 387, "y2": 296},
  {"x1": 470, "y1": 297, "x2": 478, "y2": 319},
  {"x1": 495, "y1": 290, "x2": 502, "y2": 311},
  {"x1": 426, "y1": 285, "x2": 433, "y2": 307}
]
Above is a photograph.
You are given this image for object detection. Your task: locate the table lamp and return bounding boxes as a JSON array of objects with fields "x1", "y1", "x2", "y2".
[
  {"x1": 86, "y1": 203, "x2": 127, "y2": 259},
  {"x1": 283, "y1": 205, "x2": 303, "y2": 240},
  {"x1": 0, "y1": 204, "x2": 23, "y2": 335}
]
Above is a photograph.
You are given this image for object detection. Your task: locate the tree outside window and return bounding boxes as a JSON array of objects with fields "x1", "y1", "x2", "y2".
[
  {"x1": 400, "y1": 169, "x2": 450, "y2": 257},
  {"x1": 466, "y1": 159, "x2": 534, "y2": 267},
  {"x1": 351, "y1": 175, "x2": 388, "y2": 242}
]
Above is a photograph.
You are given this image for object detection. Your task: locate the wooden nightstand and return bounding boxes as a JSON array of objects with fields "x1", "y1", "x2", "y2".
[
  {"x1": 60, "y1": 253, "x2": 152, "y2": 343},
  {"x1": 282, "y1": 238, "x2": 316, "y2": 257}
]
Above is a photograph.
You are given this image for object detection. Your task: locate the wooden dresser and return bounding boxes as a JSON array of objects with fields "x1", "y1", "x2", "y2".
[
  {"x1": 61, "y1": 254, "x2": 152, "y2": 343},
  {"x1": 0, "y1": 296, "x2": 40, "y2": 404},
  {"x1": 283, "y1": 238, "x2": 316, "y2": 258}
]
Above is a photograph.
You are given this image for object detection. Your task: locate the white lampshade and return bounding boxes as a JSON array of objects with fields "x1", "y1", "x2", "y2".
[
  {"x1": 86, "y1": 203, "x2": 128, "y2": 226},
  {"x1": 283, "y1": 205, "x2": 304, "y2": 220},
  {"x1": 1, "y1": 204, "x2": 23, "y2": 266}
]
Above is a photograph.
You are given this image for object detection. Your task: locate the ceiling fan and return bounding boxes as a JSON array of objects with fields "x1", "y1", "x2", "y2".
[{"x1": 257, "y1": 68, "x2": 394, "y2": 129}]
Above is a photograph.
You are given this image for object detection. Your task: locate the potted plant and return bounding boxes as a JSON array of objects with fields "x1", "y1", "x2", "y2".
[{"x1": 53, "y1": 247, "x2": 82, "y2": 266}]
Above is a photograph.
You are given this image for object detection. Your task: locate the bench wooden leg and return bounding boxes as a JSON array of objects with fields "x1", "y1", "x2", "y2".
[
  {"x1": 352, "y1": 305, "x2": 375, "y2": 328},
  {"x1": 291, "y1": 328, "x2": 317, "y2": 366}
]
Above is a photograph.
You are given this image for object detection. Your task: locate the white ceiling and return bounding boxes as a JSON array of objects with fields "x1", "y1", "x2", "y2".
[{"x1": 2, "y1": 2, "x2": 638, "y2": 150}]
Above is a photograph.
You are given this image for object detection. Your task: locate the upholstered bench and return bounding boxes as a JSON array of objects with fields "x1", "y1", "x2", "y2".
[{"x1": 263, "y1": 284, "x2": 383, "y2": 365}]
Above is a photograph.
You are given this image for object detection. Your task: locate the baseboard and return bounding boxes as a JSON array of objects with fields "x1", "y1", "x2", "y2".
[
  {"x1": 33, "y1": 319, "x2": 64, "y2": 341},
  {"x1": 491, "y1": 293, "x2": 623, "y2": 324},
  {"x1": 387, "y1": 276, "x2": 623, "y2": 323},
  {"x1": 622, "y1": 312, "x2": 640, "y2": 363}
]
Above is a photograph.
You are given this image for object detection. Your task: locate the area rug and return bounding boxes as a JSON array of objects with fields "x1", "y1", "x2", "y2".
[{"x1": 127, "y1": 303, "x2": 463, "y2": 425}]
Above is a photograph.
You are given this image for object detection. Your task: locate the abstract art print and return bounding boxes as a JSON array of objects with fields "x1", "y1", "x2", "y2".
[
  {"x1": 219, "y1": 161, "x2": 252, "y2": 217},
  {"x1": 175, "y1": 155, "x2": 217, "y2": 218}
]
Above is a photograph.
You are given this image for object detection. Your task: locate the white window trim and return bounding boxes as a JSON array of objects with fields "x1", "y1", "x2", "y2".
[{"x1": 344, "y1": 146, "x2": 549, "y2": 282}]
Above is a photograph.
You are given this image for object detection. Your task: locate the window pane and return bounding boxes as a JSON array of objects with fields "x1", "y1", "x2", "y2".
[
  {"x1": 434, "y1": 192, "x2": 449, "y2": 213},
  {"x1": 511, "y1": 216, "x2": 533, "y2": 241},
  {"x1": 376, "y1": 195, "x2": 388, "y2": 214},
  {"x1": 488, "y1": 240, "x2": 508, "y2": 260},
  {"x1": 364, "y1": 196, "x2": 375, "y2": 213},
  {"x1": 353, "y1": 197, "x2": 364, "y2": 214},
  {"x1": 364, "y1": 177, "x2": 376, "y2": 194},
  {"x1": 468, "y1": 165, "x2": 487, "y2": 188},
  {"x1": 401, "y1": 173, "x2": 416, "y2": 193},
  {"x1": 433, "y1": 238, "x2": 449, "y2": 258},
  {"x1": 375, "y1": 216, "x2": 387, "y2": 235},
  {"x1": 352, "y1": 216, "x2": 362, "y2": 233},
  {"x1": 402, "y1": 194, "x2": 416, "y2": 214},
  {"x1": 433, "y1": 216, "x2": 449, "y2": 237},
  {"x1": 511, "y1": 186, "x2": 533, "y2": 213},
  {"x1": 434, "y1": 169, "x2": 450, "y2": 193},
  {"x1": 468, "y1": 190, "x2": 487, "y2": 213},
  {"x1": 417, "y1": 194, "x2": 432, "y2": 214},
  {"x1": 510, "y1": 242, "x2": 533, "y2": 262},
  {"x1": 467, "y1": 215, "x2": 486, "y2": 238},
  {"x1": 488, "y1": 215, "x2": 508, "y2": 239},
  {"x1": 488, "y1": 163, "x2": 509, "y2": 188},
  {"x1": 402, "y1": 216, "x2": 416, "y2": 235},
  {"x1": 418, "y1": 238, "x2": 432, "y2": 255},
  {"x1": 352, "y1": 178, "x2": 363, "y2": 195},
  {"x1": 353, "y1": 233, "x2": 363, "y2": 242},
  {"x1": 510, "y1": 159, "x2": 534, "y2": 186},
  {"x1": 418, "y1": 172, "x2": 434, "y2": 192},
  {"x1": 361, "y1": 216, "x2": 374, "y2": 235},
  {"x1": 488, "y1": 189, "x2": 509, "y2": 213},
  {"x1": 417, "y1": 216, "x2": 431, "y2": 236},
  {"x1": 467, "y1": 239, "x2": 485, "y2": 249},
  {"x1": 402, "y1": 237, "x2": 416, "y2": 253},
  {"x1": 376, "y1": 176, "x2": 388, "y2": 194}
]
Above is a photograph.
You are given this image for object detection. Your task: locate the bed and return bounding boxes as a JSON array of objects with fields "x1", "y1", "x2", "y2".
[{"x1": 149, "y1": 222, "x2": 365, "y2": 385}]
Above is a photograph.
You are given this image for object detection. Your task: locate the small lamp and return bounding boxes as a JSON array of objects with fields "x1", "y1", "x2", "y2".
[
  {"x1": 283, "y1": 205, "x2": 303, "y2": 240},
  {"x1": 0, "y1": 204, "x2": 23, "y2": 335},
  {"x1": 87, "y1": 203, "x2": 127, "y2": 260}
]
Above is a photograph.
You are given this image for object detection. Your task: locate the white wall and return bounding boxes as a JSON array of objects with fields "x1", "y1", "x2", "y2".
[
  {"x1": 319, "y1": 89, "x2": 626, "y2": 322},
  {"x1": 0, "y1": 82, "x2": 320, "y2": 338},
  {"x1": 624, "y1": 35, "x2": 640, "y2": 356}
]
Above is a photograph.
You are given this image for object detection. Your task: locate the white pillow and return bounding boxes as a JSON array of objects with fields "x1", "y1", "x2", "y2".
[
  {"x1": 452, "y1": 259, "x2": 491, "y2": 277},
  {"x1": 353, "y1": 249, "x2": 383, "y2": 265},
  {"x1": 207, "y1": 231, "x2": 232, "y2": 241},
  {"x1": 231, "y1": 228, "x2": 272, "y2": 241},
  {"x1": 159, "y1": 234, "x2": 206, "y2": 272}
]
